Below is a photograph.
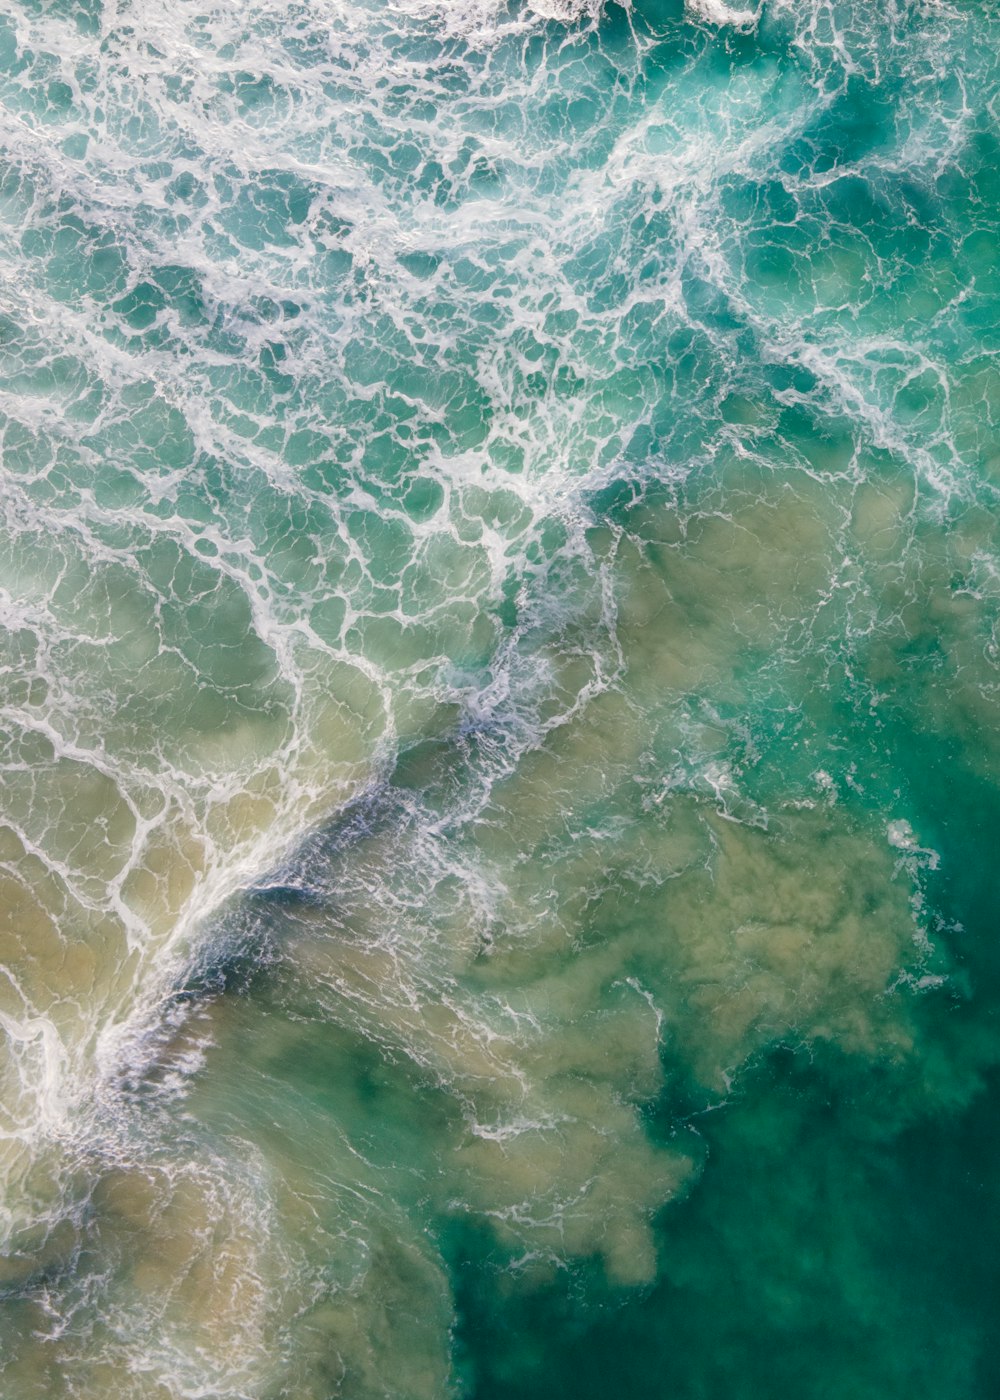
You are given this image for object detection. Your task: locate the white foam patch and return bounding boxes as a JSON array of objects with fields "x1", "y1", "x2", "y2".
[{"x1": 686, "y1": 0, "x2": 759, "y2": 29}]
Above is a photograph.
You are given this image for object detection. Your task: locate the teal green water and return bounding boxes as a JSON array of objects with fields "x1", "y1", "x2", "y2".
[{"x1": 2, "y1": 0, "x2": 1000, "y2": 1395}]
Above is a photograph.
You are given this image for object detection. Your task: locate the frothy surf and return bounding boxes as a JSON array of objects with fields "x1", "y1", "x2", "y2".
[{"x1": 2, "y1": 0, "x2": 1000, "y2": 1395}]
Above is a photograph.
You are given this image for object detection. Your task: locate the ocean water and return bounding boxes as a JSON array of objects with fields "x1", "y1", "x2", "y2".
[{"x1": 1, "y1": 0, "x2": 1000, "y2": 1394}]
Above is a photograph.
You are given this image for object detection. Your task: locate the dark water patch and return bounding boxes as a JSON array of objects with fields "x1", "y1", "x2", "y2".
[{"x1": 453, "y1": 1042, "x2": 999, "y2": 1400}]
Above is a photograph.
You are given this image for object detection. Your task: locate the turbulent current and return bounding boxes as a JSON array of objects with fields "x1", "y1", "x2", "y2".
[{"x1": 1, "y1": 0, "x2": 999, "y2": 1394}]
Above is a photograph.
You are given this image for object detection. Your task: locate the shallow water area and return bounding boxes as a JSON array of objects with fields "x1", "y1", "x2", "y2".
[{"x1": 2, "y1": 0, "x2": 1000, "y2": 1394}]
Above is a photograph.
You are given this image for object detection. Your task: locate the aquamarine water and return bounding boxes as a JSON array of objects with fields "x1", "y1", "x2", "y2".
[{"x1": 1, "y1": 0, "x2": 1000, "y2": 1394}]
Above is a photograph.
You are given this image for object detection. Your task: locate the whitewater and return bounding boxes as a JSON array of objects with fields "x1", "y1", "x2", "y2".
[{"x1": 1, "y1": 0, "x2": 1000, "y2": 1395}]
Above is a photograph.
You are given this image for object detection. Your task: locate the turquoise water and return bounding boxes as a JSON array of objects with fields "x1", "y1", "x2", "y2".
[{"x1": 2, "y1": 0, "x2": 1000, "y2": 1394}]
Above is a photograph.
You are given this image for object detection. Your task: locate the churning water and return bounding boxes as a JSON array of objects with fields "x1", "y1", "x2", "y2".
[{"x1": 2, "y1": 0, "x2": 1000, "y2": 1395}]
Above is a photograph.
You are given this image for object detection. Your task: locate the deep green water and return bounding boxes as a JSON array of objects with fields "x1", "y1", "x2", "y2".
[{"x1": 2, "y1": 0, "x2": 1000, "y2": 1395}]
